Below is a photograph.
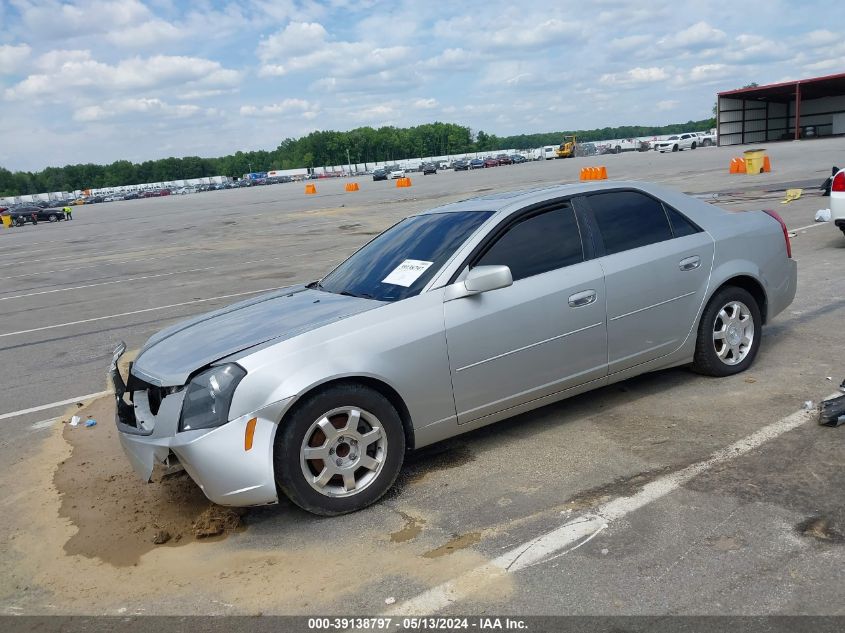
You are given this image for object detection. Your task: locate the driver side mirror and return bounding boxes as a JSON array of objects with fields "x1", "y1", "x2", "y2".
[{"x1": 445, "y1": 265, "x2": 513, "y2": 301}]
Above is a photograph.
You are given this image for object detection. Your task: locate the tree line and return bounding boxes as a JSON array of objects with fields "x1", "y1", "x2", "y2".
[{"x1": 1, "y1": 118, "x2": 715, "y2": 196}]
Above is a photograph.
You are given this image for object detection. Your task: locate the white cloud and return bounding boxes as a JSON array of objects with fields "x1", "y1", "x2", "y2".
[
  {"x1": 13, "y1": 0, "x2": 181, "y2": 48},
  {"x1": 73, "y1": 98, "x2": 204, "y2": 122},
  {"x1": 239, "y1": 98, "x2": 317, "y2": 117},
  {"x1": 656, "y1": 99, "x2": 679, "y2": 111},
  {"x1": 257, "y1": 21, "x2": 412, "y2": 79},
  {"x1": 412, "y1": 98, "x2": 438, "y2": 109},
  {"x1": 601, "y1": 66, "x2": 669, "y2": 85},
  {"x1": 0, "y1": 44, "x2": 31, "y2": 74},
  {"x1": 688, "y1": 63, "x2": 732, "y2": 82},
  {"x1": 658, "y1": 21, "x2": 726, "y2": 49},
  {"x1": 421, "y1": 48, "x2": 482, "y2": 72},
  {"x1": 5, "y1": 54, "x2": 241, "y2": 100}
]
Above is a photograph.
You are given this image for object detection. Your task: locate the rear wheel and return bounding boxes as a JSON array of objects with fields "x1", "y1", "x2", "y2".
[
  {"x1": 275, "y1": 384, "x2": 405, "y2": 515},
  {"x1": 691, "y1": 142, "x2": 697, "y2": 150},
  {"x1": 692, "y1": 286, "x2": 762, "y2": 376},
  {"x1": 48, "y1": 213, "x2": 58, "y2": 222}
]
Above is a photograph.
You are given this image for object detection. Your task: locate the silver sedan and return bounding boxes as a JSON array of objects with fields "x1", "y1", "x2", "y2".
[{"x1": 110, "y1": 181, "x2": 797, "y2": 515}]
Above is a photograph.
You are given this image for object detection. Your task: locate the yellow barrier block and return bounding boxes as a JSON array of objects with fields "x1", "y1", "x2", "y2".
[
  {"x1": 305, "y1": 183, "x2": 317, "y2": 194},
  {"x1": 1, "y1": 214, "x2": 11, "y2": 228}
]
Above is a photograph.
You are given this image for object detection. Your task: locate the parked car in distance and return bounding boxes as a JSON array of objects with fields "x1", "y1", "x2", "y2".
[
  {"x1": 109, "y1": 180, "x2": 797, "y2": 517},
  {"x1": 469, "y1": 158, "x2": 484, "y2": 169},
  {"x1": 104, "y1": 194, "x2": 125, "y2": 202},
  {"x1": 389, "y1": 169, "x2": 406, "y2": 179},
  {"x1": 510, "y1": 154, "x2": 527, "y2": 164},
  {"x1": 421, "y1": 163, "x2": 437, "y2": 175},
  {"x1": 453, "y1": 160, "x2": 470, "y2": 171},
  {"x1": 830, "y1": 167, "x2": 845, "y2": 237},
  {"x1": 654, "y1": 133, "x2": 698, "y2": 153},
  {"x1": 4, "y1": 205, "x2": 41, "y2": 226},
  {"x1": 372, "y1": 169, "x2": 389, "y2": 181},
  {"x1": 495, "y1": 154, "x2": 513, "y2": 165},
  {"x1": 483, "y1": 158, "x2": 499, "y2": 168}
]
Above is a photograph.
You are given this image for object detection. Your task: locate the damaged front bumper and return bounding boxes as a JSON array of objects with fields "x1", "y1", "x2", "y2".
[{"x1": 109, "y1": 342, "x2": 290, "y2": 507}]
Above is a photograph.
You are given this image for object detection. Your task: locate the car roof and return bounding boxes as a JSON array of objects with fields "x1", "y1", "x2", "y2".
[{"x1": 417, "y1": 180, "x2": 680, "y2": 214}]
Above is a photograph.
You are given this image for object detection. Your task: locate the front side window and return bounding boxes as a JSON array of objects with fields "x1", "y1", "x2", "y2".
[
  {"x1": 473, "y1": 205, "x2": 583, "y2": 281},
  {"x1": 318, "y1": 211, "x2": 492, "y2": 302},
  {"x1": 587, "y1": 191, "x2": 673, "y2": 256}
]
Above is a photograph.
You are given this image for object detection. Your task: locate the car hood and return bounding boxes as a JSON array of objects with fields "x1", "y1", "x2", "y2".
[{"x1": 132, "y1": 285, "x2": 382, "y2": 386}]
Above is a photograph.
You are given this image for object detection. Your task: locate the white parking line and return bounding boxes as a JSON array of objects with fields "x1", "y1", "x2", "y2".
[
  {"x1": 789, "y1": 221, "x2": 828, "y2": 233},
  {"x1": 0, "y1": 286, "x2": 282, "y2": 339},
  {"x1": 384, "y1": 403, "x2": 817, "y2": 616},
  {"x1": 0, "y1": 256, "x2": 286, "y2": 301},
  {"x1": 0, "y1": 391, "x2": 111, "y2": 421},
  {"x1": 30, "y1": 417, "x2": 61, "y2": 430}
]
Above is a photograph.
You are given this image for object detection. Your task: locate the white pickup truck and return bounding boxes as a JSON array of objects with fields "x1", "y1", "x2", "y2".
[{"x1": 695, "y1": 131, "x2": 716, "y2": 146}]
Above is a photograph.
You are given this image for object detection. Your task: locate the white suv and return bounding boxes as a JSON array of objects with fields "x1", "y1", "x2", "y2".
[{"x1": 654, "y1": 133, "x2": 698, "y2": 153}]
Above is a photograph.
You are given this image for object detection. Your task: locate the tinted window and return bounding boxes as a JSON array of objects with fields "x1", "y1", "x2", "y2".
[
  {"x1": 665, "y1": 205, "x2": 700, "y2": 237},
  {"x1": 318, "y1": 211, "x2": 492, "y2": 302},
  {"x1": 474, "y1": 205, "x2": 583, "y2": 281},
  {"x1": 588, "y1": 191, "x2": 673, "y2": 255}
]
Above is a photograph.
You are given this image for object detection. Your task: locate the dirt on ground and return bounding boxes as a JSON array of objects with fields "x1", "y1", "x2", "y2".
[{"x1": 55, "y1": 395, "x2": 245, "y2": 567}]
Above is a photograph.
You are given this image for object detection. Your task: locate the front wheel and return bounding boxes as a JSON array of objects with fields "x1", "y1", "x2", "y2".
[
  {"x1": 692, "y1": 286, "x2": 762, "y2": 376},
  {"x1": 275, "y1": 384, "x2": 405, "y2": 515},
  {"x1": 672, "y1": 144, "x2": 679, "y2": 152},
  {"x1": 48, "y1": 214, "x2": 58, "y2": 222}
]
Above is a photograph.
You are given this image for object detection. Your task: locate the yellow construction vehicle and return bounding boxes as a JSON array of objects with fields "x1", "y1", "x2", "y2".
[{"x1": 555, "y1": 135, "x2": 577, "y2": 158}]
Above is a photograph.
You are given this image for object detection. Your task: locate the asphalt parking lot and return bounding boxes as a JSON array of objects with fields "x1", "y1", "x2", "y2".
[{"x1": 1, "y1": 138, "x2": 844, "y2": 616}]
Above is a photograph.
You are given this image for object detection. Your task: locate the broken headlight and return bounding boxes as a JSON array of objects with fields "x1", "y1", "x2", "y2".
[{"x1": 179, "y1": 364, "x2": 246, "y2": 432}]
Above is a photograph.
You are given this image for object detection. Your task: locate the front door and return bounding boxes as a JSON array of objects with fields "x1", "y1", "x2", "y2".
[{"x1": 444, "y1": 202, "x2": 608, "y2": 424}]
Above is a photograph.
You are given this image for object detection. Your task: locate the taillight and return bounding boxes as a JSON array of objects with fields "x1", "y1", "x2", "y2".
[
  {"x1": 763, "y1": 209, "x2": 792, "y2": 259},
  {"x1": 833, "y1": 170, "x2": 845, "y2": 192}
]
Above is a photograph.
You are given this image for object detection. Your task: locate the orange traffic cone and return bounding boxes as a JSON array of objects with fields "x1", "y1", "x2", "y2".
[
  {"x1": 598, "y1": 166, "x2": 608, "y2": 180},
  {"x1": 305, "y1": 183, "x2": 317, "y2": 194},
  {"x1": 762, "y1": 156, "x2": 771, "y2": 173},
  {"x1": 737, "y1": 158, "x2": 746, "y2": 173},
  {"x1": 729, "y1": 158, "x2": 738, "y2": 174},
  {"x1": 579, "y1": 168, "x2": 587, "y2": 181},
  {"x1": 345, "y1": 182, "x2": 359, "y2": 192}
]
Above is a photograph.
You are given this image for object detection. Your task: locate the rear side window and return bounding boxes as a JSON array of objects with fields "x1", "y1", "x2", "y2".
[
  {"x1": 587, "y1": 191, "x2": 673, "y2": 255},
  {"x1": 665, "y1": 205, "x2": 700, "y2": 237},
  {"x1": 474, "y1": 205, "x2": 583, "y2": 281}
]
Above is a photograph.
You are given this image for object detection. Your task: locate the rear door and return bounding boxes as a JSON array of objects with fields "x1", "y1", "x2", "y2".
[
  {"x1": 579, "y1": 190, "x2": 714, "y2": 374},
  {"x1": 444, "y1": 201, "x2": 608, "y2": 423}
]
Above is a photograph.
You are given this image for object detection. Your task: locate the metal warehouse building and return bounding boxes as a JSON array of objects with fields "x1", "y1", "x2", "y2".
[{"x1": 717, "y1": 72, "x2": 845, "y2": 146}]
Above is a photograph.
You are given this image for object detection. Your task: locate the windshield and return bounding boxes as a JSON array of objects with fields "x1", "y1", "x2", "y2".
[
  {"x1": 317, "y1": 210, "x2": 493, "y2": 302},
  {"x1": 667, "y1": 135, "x2": 679, "y2": 140}
]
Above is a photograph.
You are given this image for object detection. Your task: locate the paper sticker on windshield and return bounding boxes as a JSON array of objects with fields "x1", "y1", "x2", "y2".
[{"x1": 382, "y1": 259, "x2": 434, "y2": 287}]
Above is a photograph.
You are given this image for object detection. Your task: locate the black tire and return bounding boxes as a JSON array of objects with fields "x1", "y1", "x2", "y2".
[
  {"x1": 15, "y1": 217, "x2": 25, "y2": 226},
  {"x1": 615, "y1": 145, "x2": 621, "y2": 154},
  {"x1": 274, "y1": 383, "x2": 405, "y2": 515},
  {"x1": 48, "y1": 213, "x2": 58, "y2": 222},
  {"x1": 672, "y1": 144, "x2": 679, "y2": 152},
  {"x1": 691, "y1": 142, "x2": 697, "y2": 150},
  {"x1": 692, "y1": 286, "x2": 762, "y2": 377}
]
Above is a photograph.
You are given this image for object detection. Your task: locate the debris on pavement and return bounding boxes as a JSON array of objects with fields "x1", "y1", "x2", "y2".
[
  {"x1": 152, "y1": 529, "x2": 172, "y2": 545},
  {"x1": 384, "y1": 597, "x2": 396, "y2": 605},
  {"x1": 69, "y1": 415, "x2": 81, "y2": 427},
  {"x1": 193, "y1": 506, "x2": 244, "y2": 538},
  {"x1": 781, "y1": 188, "x2": 802, "y2": 204},
  {"x1": 803, "y1": 401, "x2": 815, "y2": 411},
  {"x1": 819, "y1": 394, "x2": 845, "y2": 427},
  {"x1": 85, "y1": 418, "x2": 97, "y2": 428},
  {"x1": 814, "y1": 208, "x2": 831, "y2": 222}
]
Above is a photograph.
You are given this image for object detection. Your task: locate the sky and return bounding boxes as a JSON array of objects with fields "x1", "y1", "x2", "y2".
[{"x1": 0, "y1": 0, "x2": 842, "y2": 172}]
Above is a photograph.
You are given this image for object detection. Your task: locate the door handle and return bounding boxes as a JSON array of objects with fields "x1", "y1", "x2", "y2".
[
  {"x1": 679, "y1": 256, "x2": 701, "y2": 271},
  {"x1": 568, "y1": 290, "x2": 597, "y2": 308}
]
